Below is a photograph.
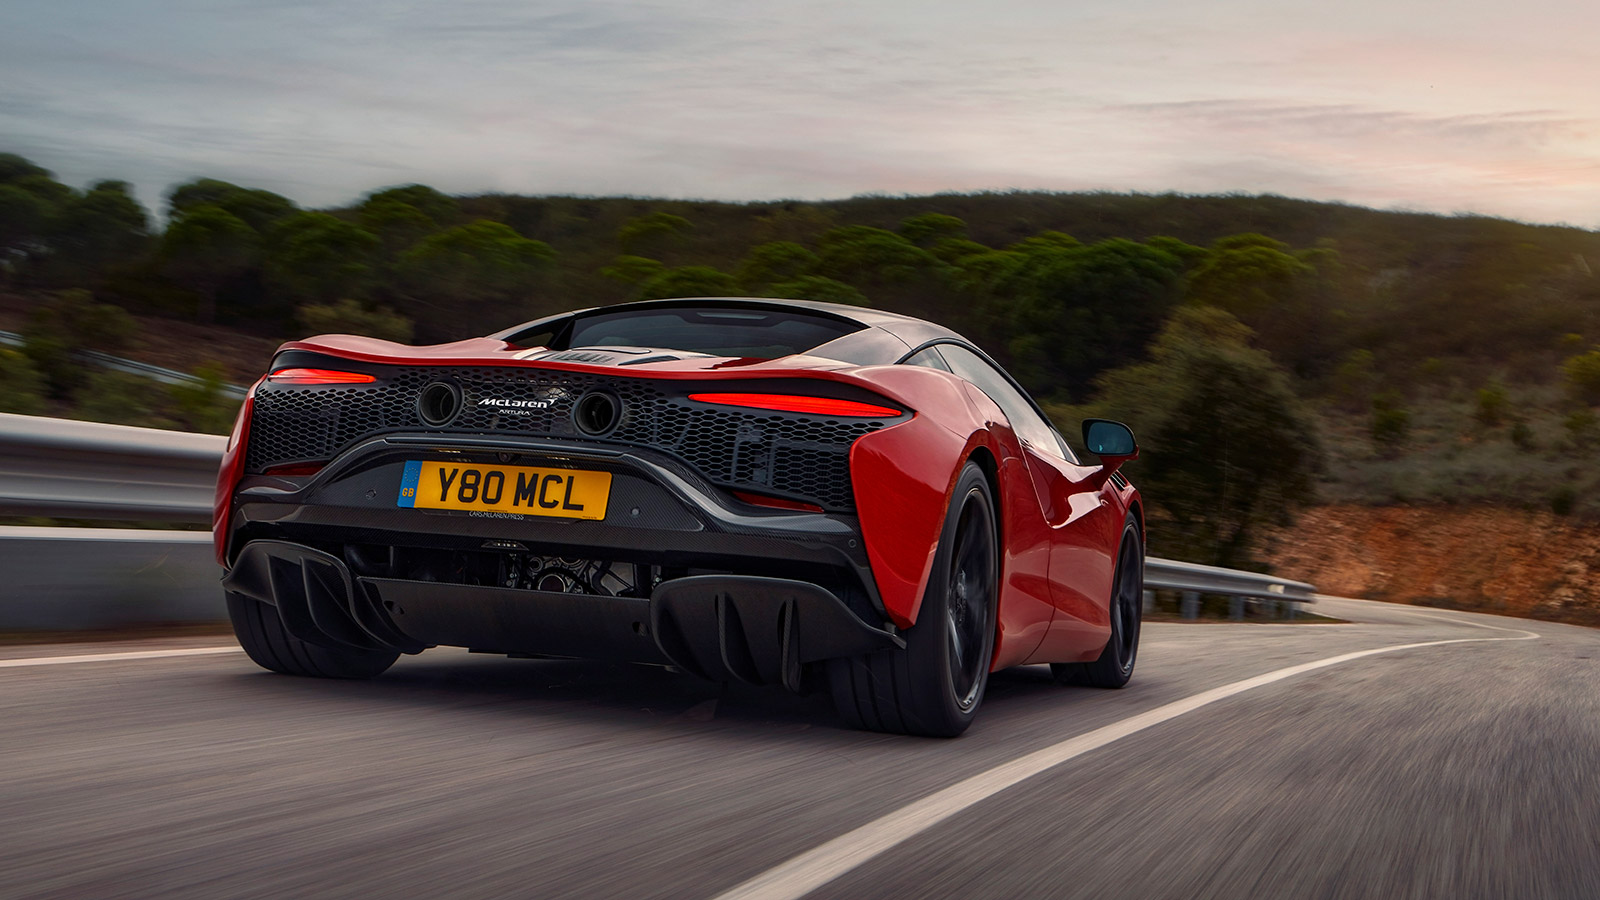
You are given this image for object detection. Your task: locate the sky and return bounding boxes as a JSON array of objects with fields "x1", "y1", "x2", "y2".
[{"x1": 2, "y1": 0, "x2": 1597, "y2": 227}]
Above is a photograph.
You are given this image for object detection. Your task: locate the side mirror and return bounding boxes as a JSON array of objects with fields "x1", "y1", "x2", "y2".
[
  {"x1": 1082, "y1": 419, "x2": 1137, "y2": 461},
  {"x1": 1080, "y1": 419, "x2": 1137, "y2": 490}
]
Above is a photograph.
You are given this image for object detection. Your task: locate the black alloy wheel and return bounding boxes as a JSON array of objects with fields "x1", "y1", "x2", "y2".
[{"x1": 830, "y1": 462, "x2": 999, "y2": 737}]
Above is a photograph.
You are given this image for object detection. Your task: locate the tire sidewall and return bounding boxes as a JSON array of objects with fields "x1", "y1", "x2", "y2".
[{"x1": 906, "y1": 463, "x2": 998, "y2": 733}]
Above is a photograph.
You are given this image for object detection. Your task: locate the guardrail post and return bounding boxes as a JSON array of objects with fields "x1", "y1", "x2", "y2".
[
  {"x1": 1181, "y1": 590, "x2": 1199, "y2": 620},
  {"x1": 1229, "y1": 595, "x2": 1244, "y2": 621},
  {"x1": 1286, "y1": 601, "x2": 1300, "y2": 620},
  {"x1": 1142, "y1": 589, "x2": 1154, "y2": 614}
]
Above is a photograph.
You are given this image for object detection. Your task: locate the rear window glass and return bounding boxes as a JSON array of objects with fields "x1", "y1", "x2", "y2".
[{"x1": 558, "y1": 307, "x2": 862, "y2": 358}]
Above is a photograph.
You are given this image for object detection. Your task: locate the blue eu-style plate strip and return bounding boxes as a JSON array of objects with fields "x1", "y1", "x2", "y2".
[{"x1": 397, "y1": 460, "x2": 422, "y2": 508}]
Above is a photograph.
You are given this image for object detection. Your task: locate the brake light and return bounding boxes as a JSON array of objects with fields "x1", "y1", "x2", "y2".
[
  {"x1": 267, "y1": 368, "x2": 376, "y2": 385},
  {"x1": 263, "y1": 462, "x2": 326, "y2": 477},
  {"x1": 733, "y1": 491, "x2": 825, "y2": 513},
  {"x1": 688, "y1": 393, "x2": 900, "y2": 417}
]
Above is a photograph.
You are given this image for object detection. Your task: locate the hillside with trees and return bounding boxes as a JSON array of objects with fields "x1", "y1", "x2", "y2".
[{"x1": 3, "y1": 150, "x2": 1598, "y2": 574}]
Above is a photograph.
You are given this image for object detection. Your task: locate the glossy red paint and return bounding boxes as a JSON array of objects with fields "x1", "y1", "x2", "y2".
[
  {"x1": 213, "y1": 381, "x2": 258, "y2": 565},
  {"x1": 228, "y1": 321, "x2": 1143, "y2": 671}
]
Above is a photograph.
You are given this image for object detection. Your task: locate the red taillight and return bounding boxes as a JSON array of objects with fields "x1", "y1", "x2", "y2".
[
  {"x1": 263, "y1": 462, "x2": 326, "y2": 477},
  {"x1": 733, "y1": 491, "x2": 825, "y2": 513},
  {"x1": 267, "y1": 368, "x2": 375, "y2": 385},
  {"x1": 688, "y1": 392, "x2": 900, "y2": 418}
]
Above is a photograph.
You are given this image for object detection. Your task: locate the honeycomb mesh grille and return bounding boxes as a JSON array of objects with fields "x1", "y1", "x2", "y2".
[{"x1": 245, "y1": 368, "x2": 891, "y2": 511}]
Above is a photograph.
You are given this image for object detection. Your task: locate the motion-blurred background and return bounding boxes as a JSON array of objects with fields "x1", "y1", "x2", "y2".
[{"x1": 2, "y1": 0, "x2": 1597, "y2": 624}]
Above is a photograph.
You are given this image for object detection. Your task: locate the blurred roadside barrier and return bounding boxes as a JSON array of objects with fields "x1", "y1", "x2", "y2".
[{"x1": 0, "y1": 414, "x2": 1315, "y2": 630}]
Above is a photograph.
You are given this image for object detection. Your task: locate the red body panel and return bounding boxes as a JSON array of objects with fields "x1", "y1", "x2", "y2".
[{"x1": 228, "y1": 331, "x2": 1141, "y2": 668}]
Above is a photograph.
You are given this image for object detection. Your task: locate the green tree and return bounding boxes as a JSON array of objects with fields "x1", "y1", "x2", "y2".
[
  {"x1": 1186, "y1": 234, "x2": 1314, "y2": 317},
  {"x1": 396, "y1": 220, "x2": 554, "y2": 339},
  {"x1": 51, "y1": 180, "x2": 151, "y2": 275},
  {"x1": 168, "y1": 179, "x2": 296, "y2": 231},
  {"x1": 617, "y1": 212, "x2": 691, "y2": 256},
  {"x1": 986, "y1": 238, "x2": 1187, "y2": 394},
  {"x1": 766, "y1": 275, "x2": 867, "y2": 306},
  {"x1": 265, "y1": 212, "x2": 380, "y2": 305},
  {"x1": 814, "y1": 225, "x2": 941, "y2": 285},
  {"x1": 362, "y1": 184, "x2": 456, "y2": 225},
  {"x1": 898, "y1": 213, "x2": 967, "y2": 246},
  {"x1": 600, "y1": 255, "x2": 668, "y2": 287},
  {"x1": 634, "y1": 265, "x2": 740, "y2": 301},
  {"x1": 1081, "y1": 306, "x2": 1322, "y2": 568},
  {"x1": 160, "y1": 205, "x2": 259, "y2": 322},
  {"x1": 737, "y1": 241, "x2": 818, "y2": 289}
]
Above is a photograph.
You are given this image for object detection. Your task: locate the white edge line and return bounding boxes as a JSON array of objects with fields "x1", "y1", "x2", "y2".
[
  {"x1": 0, "y1": 646, "x2": 242, "y2": 669},
  {"x1": 710, "y1": 624, "x2": 1539, "y2": 900}
]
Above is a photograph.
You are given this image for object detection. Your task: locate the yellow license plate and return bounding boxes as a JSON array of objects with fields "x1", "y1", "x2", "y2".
[{"x1": 398, "y1": 461, "x2": 611, "y2": 519}]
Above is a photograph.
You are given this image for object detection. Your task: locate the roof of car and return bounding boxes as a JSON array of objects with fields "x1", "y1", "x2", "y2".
[{"x1": 495, "y1": 296, "x2": 968, "y2": 364}]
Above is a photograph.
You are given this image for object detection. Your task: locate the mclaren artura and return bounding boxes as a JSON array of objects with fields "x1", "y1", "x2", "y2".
[{"x1": 215, "y1": 297, "x2": 1144, "y2": 736}]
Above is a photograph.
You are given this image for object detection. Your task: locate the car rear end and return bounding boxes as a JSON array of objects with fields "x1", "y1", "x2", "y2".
[{"x1": 217, "y1": 347, "x2": 910, "y2": 687}]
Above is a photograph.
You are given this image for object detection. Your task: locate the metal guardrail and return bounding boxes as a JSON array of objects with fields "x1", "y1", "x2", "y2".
[
  {"x1": 0, "y1": 330, "x2": 250, "y2": 399},
  {"x1": 0, "y1": 414, "x2": 1316, "y2": 628}
]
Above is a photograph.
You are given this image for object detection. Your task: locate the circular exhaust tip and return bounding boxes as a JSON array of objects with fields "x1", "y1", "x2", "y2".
[
  {"x1": 417, "y1": 381, "x2": 462, "y2": 426},
  {"x1": 573, "y1": 391, "x2": 622, "y2": 436}
]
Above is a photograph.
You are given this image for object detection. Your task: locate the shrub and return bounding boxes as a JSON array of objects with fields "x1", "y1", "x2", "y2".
[
  {"x1": 71, "y1": 370, "x2": 167, "y2": 428},
  {"x1": 1564, "y1": 409, "x2": 1597, "y2": 448},
  {"x1": 1371, "y1": 391, "x2": 1410, "y2": 455},
  {"x1": 1474, "y1": 381, "x2": 1509, "y2": 428},
  {"x1": 168, "y1": 363, "x2": 242, "y2": 434},
  {"x1": 1550, "y1": 486, "x2": 1576, "y2": 516},
  {"x1": 1562, "y1": 349, "x2": 1600, "y2": 404},
  {"x1": 0, "y1": 347, "x2": 47, "y2": 415},
  {"x1": 1509, "y1": 421, "x2": 1536, "y2": 450}
]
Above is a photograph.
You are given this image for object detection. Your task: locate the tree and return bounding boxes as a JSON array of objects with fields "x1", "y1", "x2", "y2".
[
  {"x1": 396, "y1": 220, "x2": 553, "y2": 339},
  {"x1": 22, "y1": 289, "x2": 139, "y2": 396},
  {"x1": 1186, "y1": 234, "x2": 1315, "y2": 318},
  {"x1": 737, "y1": 241, "x2": 818, "y2": 289},
  {"x1": 767, "y1": 275, "x2": 867, "y2": 306},
  {"x1": 160, "y1": 205, "x2": 260, "y2": 322},
  {"x1": 634, "y1": 265, "x2": 739, "y2": 301},
  {"x1": 265, "y1": 212, "x2": 380, "y2": 305},
  {"x1": 985, "y1": 238, "x2": 1188, "y2": 395},
  {"x1": 617, "y1": 212, "x2": 691, "y2": 256},
  {"x1": 1079, "y1": 306, "x2": 1322, "y2": 568},
  {"x1": 898, "y1": 213, "x2": 967, "y2": 246},
  {"x1": 168, "y1": 179, "x2": 296, "y2": 231},
  {"x1": 362, "y1": 185, "x2": 456, "y2": 225},
  {"x1": 814, "y1": 225, "x2": 941, "y2": 285},
  {"x1": 599, "y1": 255, "x2": 667, "y2": 287},
  {"x1": 50, "y1": 180, "x2": 151, "y2": 278}
]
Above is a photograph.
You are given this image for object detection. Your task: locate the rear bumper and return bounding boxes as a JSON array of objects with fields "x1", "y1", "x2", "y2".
[
  {"x1": 219, "y1": 432, "x2": 903, "y2": 684},
  {"x1": 223, "y1": 540, "x2": 902, "y2": 687}
]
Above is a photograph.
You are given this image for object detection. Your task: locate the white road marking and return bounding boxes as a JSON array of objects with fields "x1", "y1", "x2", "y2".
[
  {"x1": 711, "y1": 619, "x2": 1539, "y2": 900},
  {"x1": 0, "y1": 646, "x2": 242, "y2": 669}
]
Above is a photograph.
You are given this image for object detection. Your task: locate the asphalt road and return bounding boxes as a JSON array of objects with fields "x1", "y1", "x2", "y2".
[{"x1": 3, "y1": 597, "x2": 1597, "y2": 900}]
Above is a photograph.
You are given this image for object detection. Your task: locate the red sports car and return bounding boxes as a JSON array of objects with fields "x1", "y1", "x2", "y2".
[{"x1": 215, "y1": 298, "x2": 1144, "y2": 736}]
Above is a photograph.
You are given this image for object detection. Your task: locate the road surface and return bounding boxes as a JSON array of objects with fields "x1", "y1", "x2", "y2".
[{"x1": 3, "y1": 597, "x2": 1596, "y2": 899}]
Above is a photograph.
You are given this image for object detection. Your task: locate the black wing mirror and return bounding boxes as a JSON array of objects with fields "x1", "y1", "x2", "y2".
[
  {"x1": 1082, "y1": 419, "x2": 1137, "y2": 461},
  {"x1": 1080, "y1": 419, "x2": 1138, "y2": 489}
]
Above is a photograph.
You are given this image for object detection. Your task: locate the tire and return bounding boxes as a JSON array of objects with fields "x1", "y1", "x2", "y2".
[
  {"x1": 830, "y1": 462, "x2": 998, "y2": 737},
  {"x1": 227, "y1": 593, "x2": 399, "y2": 679},
  {"x1": 1052, "y1": 515, "x2": 1142, "y2": 688}
]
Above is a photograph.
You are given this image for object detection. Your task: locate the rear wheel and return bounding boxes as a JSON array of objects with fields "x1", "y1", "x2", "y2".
[
  {"x1": 1052, "y1": 515, "x2": 1142, "y2": 688},
  {"x1": 227, "y1": 593, "x2": 398, "y2": 679},
  {"x1": 830, "y1": 463, "x2": 998, "y2": 737}
]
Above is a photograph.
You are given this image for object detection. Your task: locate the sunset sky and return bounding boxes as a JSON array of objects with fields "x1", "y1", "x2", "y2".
[{"x1": 3, "y1": 0, "x2": 1596, "y2": 226}]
